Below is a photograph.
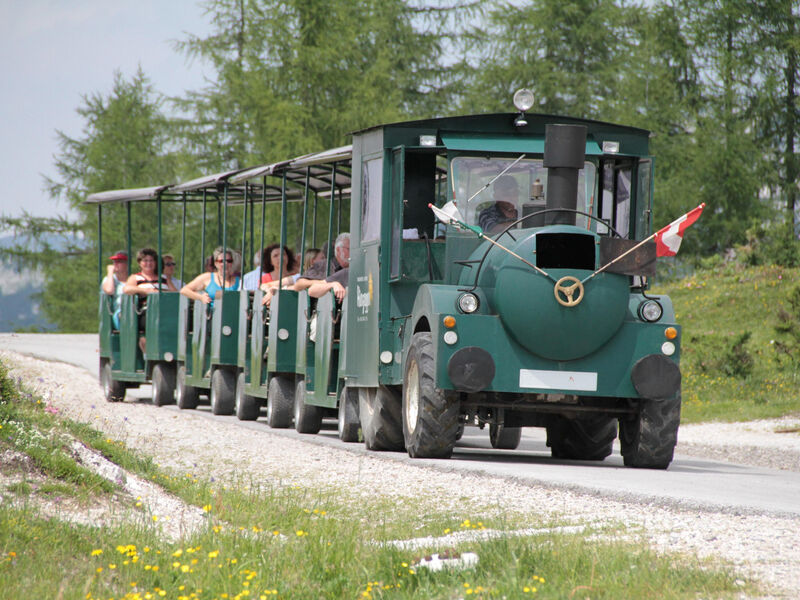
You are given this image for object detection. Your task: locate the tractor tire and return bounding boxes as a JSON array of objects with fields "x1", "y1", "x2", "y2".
[
  {"x1": 101, "y1": 361, "x2": 126, "y2": 403},
  {"x1": 401, "y1": 333, "x2": 459, "y2": 458},
  {"x1": 293, "y1": 378, "x2": 322, "y2": 434},
  {"x1": 619, "y1": 393, "x2": 681, "y2": 469},
  {"x1": 337, "y1": 385, "x2": 360, "y2": 443},
  {"x1": 176, "y1": 364, "x2": 199, "y2": 410},
  {"x1": 151, "y1": 363, "x2": 176, "y2": 407},
  {"x1": 489, "y1": 424, "x2": 522, "y2": 450},
  {"x1": 359, "y1": 386, "x2": 404, "y2": 452},
  {"x1": 235, "y1": 372, "x2": 261, "y2": 421},
  {"x1": 546, "y1": 413, "x2": 617, "y2": 461},
  {"x1": 210, "y1": 368, "x2": 236, "y2": 415},
  {"x1": 266, "y1": 375, "x2": 294, "y2": 428}
]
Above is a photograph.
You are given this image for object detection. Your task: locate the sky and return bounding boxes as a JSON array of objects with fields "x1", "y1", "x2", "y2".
[{"x1": 0, "y1": 0, "x2": 213, "y2": 223}]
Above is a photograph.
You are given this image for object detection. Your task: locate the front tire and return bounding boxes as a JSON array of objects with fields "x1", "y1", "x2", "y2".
[
  {"x1": 235, "y1": 371, "x2": 261, "y2": 421},
  {"x1": 101, "y1": 360, "x2": 126, "y2": 403},
  {"x1": 293, "y1": 378, "x2": 321, "y2": 434},
  {"x1": 210, "y1": 368, "x2": 236, "y2": 415},
  {"x1": 489, "y1": 424, "x2": 521, "y2": 450},
  {"x1": 546, "y1": 413, "x2": 617, "y2": 461},
  {"x1": 151, "y1": 363, "x2": 176, "y2": 407},
  {"x1": 266, "y1": 375, "x2": 294, "y2": 428},
  {"x1": 337, "y1": 386, "x2": 360, "y2": 443},
  {"x1": 402, "y1": 333, "x2": 459, "y2": 458},
  {"x1": 619, "y1": 393, "x2": 681, "y2": 469},
  {"x1": 176, "y1": 364, "x2": 199, "y2": 410}
]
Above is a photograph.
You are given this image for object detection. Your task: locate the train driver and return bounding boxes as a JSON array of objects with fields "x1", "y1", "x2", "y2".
[{"x1": 478, "y1": 175, "x2": 519, "y2": 233}]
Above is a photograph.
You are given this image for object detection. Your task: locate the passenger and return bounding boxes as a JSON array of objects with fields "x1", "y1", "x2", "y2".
[
  {"x1": 101, "y1": 250, "x2": 128, "y2": 330},
  {"x1": 241, "y1": 249, "x2": 263, "y2": 291},
  {"x1": 307, "y1": 234, "x2": 351, "y2": 302},
  {"x1": 162, "y1": 254, "x2": 182, "y2": 289},
  {"x1": 123, "y1": 248, "x2": 177, "y2": 352},
  {"x1": 260, "y1": 244, "x2": 297, "y2": 285},
  {"x1": 478, "y1": 175, "x2": 519, "y2": 233},
  {"x1": 294, "y1": 233, "x2": 349, "y2": 293},
  {"x1": 259, "y1": 247, "x2": 321, "y2": 306},
  {"x1": 204, "y1": 255, "x2": 215, "y2": 273},
  {"x1": 180, "y1": 246, "x2": 242, "y2": 309}
]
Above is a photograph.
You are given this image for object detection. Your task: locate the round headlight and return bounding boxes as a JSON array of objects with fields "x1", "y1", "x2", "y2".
[
  {"x1": 457, "y1": 293, "x2": 479, "y2": 314},
  {"x1": 638, "y1": 300, "x2": 663, "y2": 322},
  {"x1": 513, "y1": 88, "x2": 535, "y2": 112}
]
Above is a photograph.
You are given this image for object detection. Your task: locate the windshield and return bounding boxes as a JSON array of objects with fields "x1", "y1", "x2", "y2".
[{"x1": 451, "y1": 156, "x2": 597, "y2": 231}]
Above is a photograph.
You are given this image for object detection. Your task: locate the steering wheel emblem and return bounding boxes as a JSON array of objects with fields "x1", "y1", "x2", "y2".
[{"x1": 554, "y1": 276, "x2": 584, "y2": 307}]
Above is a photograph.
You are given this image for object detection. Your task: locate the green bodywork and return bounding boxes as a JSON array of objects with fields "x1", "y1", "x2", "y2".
[
  {"x1": 178, "y1": 291, "x2": 240, "y2": 389},
  {"x1": 99, "y1": 291, "x2": 179, "y2": 382}
]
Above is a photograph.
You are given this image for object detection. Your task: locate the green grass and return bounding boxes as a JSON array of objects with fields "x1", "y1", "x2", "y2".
[
  {"x1": 656, "y1": 263, "x2": 800, "y2": 423},
  {"x1": 0, "y1": 358, "x2": 755, "y2": 599}
]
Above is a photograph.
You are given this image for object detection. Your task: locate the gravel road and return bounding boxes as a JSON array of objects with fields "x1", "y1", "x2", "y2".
[{"x1": 2, "y1": 348, "x2": 800, "y2": 598}]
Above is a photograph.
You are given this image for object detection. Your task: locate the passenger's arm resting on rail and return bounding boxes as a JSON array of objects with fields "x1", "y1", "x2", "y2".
[
  {"x1": 123, "y1": 274, "x2": 149, "y2": 296},
  {"x1": 308, "y1": 280, "x2": 346, "y2": 301},
  {"x1": 180, "y1": 274, "x2": 212, "y2": 304}
]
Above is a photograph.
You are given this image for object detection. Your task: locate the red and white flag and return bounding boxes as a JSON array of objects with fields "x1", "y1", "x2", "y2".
[{"x1": 654, "y1": 203, "x2": 705, "y2": 257}]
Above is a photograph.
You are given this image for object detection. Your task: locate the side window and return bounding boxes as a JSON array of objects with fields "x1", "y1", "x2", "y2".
[
  {"x1": 361, "y1": 158, "x2": 382, "y2": 243},
  {"x1": 636, "y1": 159, "x2": 652, "y2": 238}
]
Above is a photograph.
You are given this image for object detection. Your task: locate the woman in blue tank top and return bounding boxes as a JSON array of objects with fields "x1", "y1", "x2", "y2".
[{"x1": 180, "y1": 247, "x2": 241, "y2": 308}]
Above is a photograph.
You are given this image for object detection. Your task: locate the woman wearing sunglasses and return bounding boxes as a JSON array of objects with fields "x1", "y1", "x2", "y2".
[{"x1": 180, "y1": 246, "x2": 241, "y2": 309}]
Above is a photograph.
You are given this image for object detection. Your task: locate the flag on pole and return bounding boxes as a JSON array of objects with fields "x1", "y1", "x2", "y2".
[{"x1": 654, "y1": 203, "x2": 705, "y2": 257}]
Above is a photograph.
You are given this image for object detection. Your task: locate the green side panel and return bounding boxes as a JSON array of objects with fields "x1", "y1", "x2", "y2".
[
  {"x1": 143, "y1": 292, "x2": 179, "y2": 364},
  {"x1": 98, "y1": 293, "x2": 113, "y2": 359},
  {"x1": 210, "y1": 291, "x2": 240, "y2": 367},
  {"x1": 117, "y1": 294, "x2": 145, "y2": 378},
  {"x1": 187, "y1": 299, "x2": 211, "y2": 387},
  {"x1": 399, "y1": 240, "x2": 446, "y2": 282},
  {"x1": 248, "y1": 290, "x2": 269, "y2": 395},
  {"x1": 237, "y1": 290, "x2": 252, "y2": 370},
  {"x1": 267, "y1": 289, "x2": 299, "y2": 375},
  {"x1": 295, "y1": 292, "x2": 312, "y2": 381},
  {"x1": 343, "y1": 244, "x2": 380, "y2": 387},
  {"x1": 308, "y1": 291, "x2": 338, "y2": 408}
]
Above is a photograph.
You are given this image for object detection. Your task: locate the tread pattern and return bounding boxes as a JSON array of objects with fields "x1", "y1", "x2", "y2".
[
  {"x1": 266, "y1": 375, "x2": 293, "y2": 428},
  {"x1": 403, "y1": 333, "x2": 459, "y2": 458},
  {"x1": 294, "y1": 379, "x2": 322, "y2": 434},
  {"x1": 210, "y1": 369, "x2": 236, "y2": 415},
  {"x1": 235, "y1": 372, "x2": 261, "y2": 421},
  {"x1": 360, "y1": 386, "x2": 404, "y2": 451},
  {"x1": 620, "y1": 393, "x2": 681, "y2": 469},
  {"x1": 176, "y1": 364, "x2": 199, "y2": 410},
  {"x1": 547, "y1": 414, "x2": 617, "y2": 461},
  {"x1": 338, "y1": 386, "x2": 360, "y2": 443}
]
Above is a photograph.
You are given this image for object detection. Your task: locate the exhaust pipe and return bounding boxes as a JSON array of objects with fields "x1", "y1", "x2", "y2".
[{"x1": 543, "y1": 124, "x2": 587, "y2": 225}]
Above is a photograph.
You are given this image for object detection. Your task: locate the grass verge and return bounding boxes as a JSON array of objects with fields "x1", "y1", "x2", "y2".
[{"x1": 0, "y1": 358, "x2": 755, "y2": 599}]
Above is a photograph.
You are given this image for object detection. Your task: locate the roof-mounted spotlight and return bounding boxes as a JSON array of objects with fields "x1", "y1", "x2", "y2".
[{"x1": 513, "y1": 88, "x2": 534, "y2": 128}]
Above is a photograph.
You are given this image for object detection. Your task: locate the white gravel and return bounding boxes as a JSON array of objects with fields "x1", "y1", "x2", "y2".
[{"x1": 2, "y1": 349, "x2": 800, "y2": 599}]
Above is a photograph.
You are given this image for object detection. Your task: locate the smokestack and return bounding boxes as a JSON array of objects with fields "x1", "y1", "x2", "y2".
[{"x1": 543, "y1": 124, "x2": 587, "y2": 225}]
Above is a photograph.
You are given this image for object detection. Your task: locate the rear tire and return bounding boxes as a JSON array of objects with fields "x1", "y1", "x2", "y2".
[
  {"x1": 337, "y1": 386, "x2": 360, "y2": 443},
  {"x1": 101, "y1": 361, "x2": 126, "y2": 403},
  {"x1": 151, "y1": 363, "x2": 176, "y2": 407},
  {"x1": 402, "y1": 333, "x2": 458, "y2": 458},
  {"x1": 293, "y1": 378, "x2": 321, "y2": 434},
  {"x1": 619, "y1": 393, "x2": 681, "y2": 469},
  {"x1": 176, "y1": 364, "x2": 199, "y2": 410},
  {"x1": 489, "y1": 424, "x2": 521, "y2": 450},
  {"x1": 546, "y1": 413, "x2": 617, "y2": 461},
  {"x1": 359, "y1": 386, "x2": 404, "y2": 452},
  {"x1": 266, "y1": 375, "x2": 294, "y2": 428},
  {"x1": 210, "y1": 368, "x2": 236, "y2": 415},
  {"x1": 235, "y1": 372, "x2": 261, "y2": 421}
]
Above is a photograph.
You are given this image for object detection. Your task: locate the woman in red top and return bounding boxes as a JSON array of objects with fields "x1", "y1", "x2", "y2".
[{"x1": 260, "y1": 244, "x2": 297, "y2": 284}]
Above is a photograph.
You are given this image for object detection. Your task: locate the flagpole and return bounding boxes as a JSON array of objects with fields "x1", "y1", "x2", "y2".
[{"x1": 585, "y1": 231, "x2": 657, "y2": 281}]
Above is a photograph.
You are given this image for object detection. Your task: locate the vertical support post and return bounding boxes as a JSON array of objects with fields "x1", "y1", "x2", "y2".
[
  {"x1": 259, "y1": 177, "x2": 266, "y2": 283},
  {"x1": 181, "y1": 192, "x2": 187, "y2": 285},
  {"x1": 222, "y1": 184, "x2": 229, "y2": 281},
  {"x1": 241, "y1": 181, "x2": 249, "y2": 272},
  {"x1": 312, "y1": 190, "x2": 318, "y2": 247},
  {"x1": 325, "y1": 163, "x2": 337, "y2": 275},
  {"x1": 157, "y1": 194, "x2": 163, "y2": 295},
  {"x1": 126, "y1": 201, "x2": 132, "y2": 268},
  {"x1": 201, "y1": 190, "x2": 207, "y2": 273},
  {"x1": 300, "y1": 167, "x2": 310, "y2": 267},
  {"x1": 97, "y1": 205, "x2": 103, "y2": 287},
  {"x1": 279, "y1": 170, "x2": 288, "y2": 283}
]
